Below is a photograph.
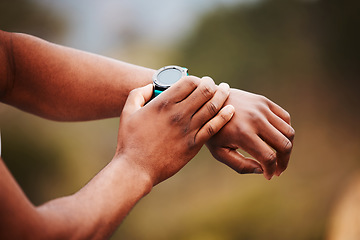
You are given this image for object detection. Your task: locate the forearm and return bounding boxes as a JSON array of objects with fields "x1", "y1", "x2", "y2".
[
  {"x1": 36, "y1": 158, "x2": 152, "y2": 239},
  {"x1": 0, "y1": 155, "x2": 151, "y2": 239},
  {"x1": 0, "y1": 30, "x2": 155, "y2": 121},
  {"x1": 0, "y1": 73, "x2": 235, "y2": 239}
]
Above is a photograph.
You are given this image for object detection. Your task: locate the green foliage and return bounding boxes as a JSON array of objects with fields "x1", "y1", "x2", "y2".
[
  {"x1": 178, "y1": 0, "x2": 360, "y2": 105},
  {"x1": 179, "y1": 0, "x2": 315, "y2": 91},
  {"x1": 2, "y1": 127, "x2": 63, "y2": 205},
  {"x1": 316, "y1": 0, "x2": 360, "y2": 78}
]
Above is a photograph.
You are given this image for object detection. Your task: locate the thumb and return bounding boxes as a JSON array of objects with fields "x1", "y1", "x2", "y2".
[
  {"x1": 122, "y1": 84, "x2": 153, "y2": 116},
  {"x1": 208, "y1": 146, "x2": 263, "y2": 174}
]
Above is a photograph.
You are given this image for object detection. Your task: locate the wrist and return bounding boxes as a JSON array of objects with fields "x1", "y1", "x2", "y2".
[
  {"x1": 111, "y1": 154, "x2": 153, "y2": 195},
  {"x1": 34, "y1": 156, "x2": 154, "y2": 239}
]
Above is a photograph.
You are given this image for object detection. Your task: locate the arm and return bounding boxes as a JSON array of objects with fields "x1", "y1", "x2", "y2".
[
  {"x1": 0, "y1": 30, "x2": 294, "y2": 179},
  {"x1": 0, "y1": 30, "x2": 154, "y2": 121},
  {"x1": 0, "y1": 77, "x2": 234, "y2": 239},
  {"x1": 0, "y1": 157, "x2": 151, "y2": 240}
]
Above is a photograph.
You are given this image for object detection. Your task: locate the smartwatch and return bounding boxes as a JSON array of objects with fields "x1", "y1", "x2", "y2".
[{"x1": 152, "y1": 65, "x2": 188, "y2": 97}]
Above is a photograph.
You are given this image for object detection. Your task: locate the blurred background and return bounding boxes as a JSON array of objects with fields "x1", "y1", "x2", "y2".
[{"x1": 1, "y1": 0, "x2": 360, "y2": 239}]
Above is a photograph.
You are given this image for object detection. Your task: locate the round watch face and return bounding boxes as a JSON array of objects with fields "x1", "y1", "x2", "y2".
[
  {"x1": 154, "y1": 66, "x2": 188, "y2": 88},
  {"x1": 157, "y1": 68, "x2": 183, "y2": 86}
]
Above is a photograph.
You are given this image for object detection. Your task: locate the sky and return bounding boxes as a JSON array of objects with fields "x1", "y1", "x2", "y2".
[{"x1": 33, "y1": 0, "x2": 260, "y2": 53}]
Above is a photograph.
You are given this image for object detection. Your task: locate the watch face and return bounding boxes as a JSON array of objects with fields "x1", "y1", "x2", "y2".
[{"x1": 156, "y1": 67, "x2": 184, "y2": 87}]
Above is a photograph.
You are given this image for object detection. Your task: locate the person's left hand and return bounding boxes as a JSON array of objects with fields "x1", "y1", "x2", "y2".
[
  {"x1": 115, "y1": 77, "x2": 235, "y2": 186},
  {"x1": 206, "y1": 88, "x2": 295, "y2": 180}
]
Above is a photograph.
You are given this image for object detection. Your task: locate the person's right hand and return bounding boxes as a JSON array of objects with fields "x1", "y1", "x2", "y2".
[
  {"x1": 206, "y1": 89, "x2": 295, "y2": 180},
  {"x1": 114, "y1": 76, "x2": 235, "y2": 186}
]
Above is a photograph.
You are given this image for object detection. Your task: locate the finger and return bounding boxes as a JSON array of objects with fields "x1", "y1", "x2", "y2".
[
  {"x1": 158, "y1": 76, "x2": 201, "y2": 103},
  {"x1": 122, "y1": 84, "x2": 153, "y2": 116},
  {"x1": 258, "y1": 121, "x2": 293, "y2": 176},
  {"x1": 265, "y1": 112, "x2": 295, "y2": 176},
  {"x1": 191, "y1": 82, "x2": 230, "y2": 130},
  {"x1": 181, "y1": 76, "x2": 216, "y2": 115},
  {"x1": 195, "y1": 105, "x2": 235, "y2": 145},
  {"x1": 267, "y1": 100, "x2": 292, "y2": 125},
  {"x1": 239, "y1": 133, "x2": 277, "y2": 180},
  {"x1": 267, "y1": 111, "x2": 295, "y2": 141},
  {"x1": 207, "y1": 146, "x2": 263, "y2": 174}
]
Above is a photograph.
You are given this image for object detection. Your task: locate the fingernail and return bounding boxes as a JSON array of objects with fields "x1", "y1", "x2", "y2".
[
  {"x1": 219, "y1": 82, "x2": 230, "y2": 89},
  {"x1": 201, "y1": 76, "x2": 213, "y2": 81},
  {"x1": 226, "y1": 105, "x2": 235, "y2": 117},
  {"x1": 264, "y1": 174, "x2": 273, "y2": 180},
  {"x1": 253, "y1": 168, "x2": 263, "y2": 174},
  {"x1": 227, "y1": 105, "x2": 235, "y2": 112}
]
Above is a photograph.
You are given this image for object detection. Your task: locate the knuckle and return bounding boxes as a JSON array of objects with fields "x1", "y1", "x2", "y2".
[
  {"x1": 207, "y1": 101, "x2": 218, "y2": 115},
  {"x1": 248, "y1": 109, "x2": 263, "y2": 124},
  {"x1": 287, "y1": 127, "x2": 295, "y2": 141},
  {"x1": 258, "y1": 95, "x2": 269, "y2": 103},
  {"x1": 248, "y1": 110, "x2": 258, "y2": 120},
  {"x1": 170, "y1": 112, "x2": 184, "y2": 125},
  {"x1": 183, "y1": 76, "x2": 199, "y2": 88},
  {"x1": 156, "y1": 99, "x2": 171, "y2": 112},
  {"x1": 182, "y1": 124, "x2": 190, "y2": 135},
  {"x1": 281, "y1": 139, "x2": 293, "y2": 154},
  {"x1": 237, "y1": 125, "x2": 252, "y2": 137},
  {"x1": 257, "y1": 96, "x2": 272, "y2": 110},
  {"x1": 255, "y1": 100, "x2": 269, "y2": 112},
  {"x1": 206, "y1": 123, "x2": 215, "y2": 136},
  {"x1": 201, "y1": 85, "x2": 214, "y2": 98},
  {"x1": 263, "y1": 152, "x2": 277, "y2": 166}
]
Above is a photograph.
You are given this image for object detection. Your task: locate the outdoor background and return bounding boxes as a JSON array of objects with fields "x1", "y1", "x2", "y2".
[{"x1": 1, "y1": 0, "x2": 359, "y2": 239}]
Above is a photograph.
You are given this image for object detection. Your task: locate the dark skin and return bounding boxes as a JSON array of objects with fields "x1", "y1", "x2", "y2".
[
  {"x1": 0, "y1": 77, "x2": 235, "y2": 239},
  {"x1": 0, "y1": 30, "x2": 294, "y2": 238},
  {"x1": 207, "y1": 89, "x2": 294, "y2": 179},
  {"x1": 0, "y1": 31, "x2": 294, "y2": 179}
]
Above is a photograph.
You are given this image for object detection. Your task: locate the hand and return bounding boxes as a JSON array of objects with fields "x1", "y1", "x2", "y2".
[
  {"x1": 114, "y1": 76, "x2": 235, "y2": 186},
  {"x1": 206, "y1": 89, "x2": 295, "y2": 180}
]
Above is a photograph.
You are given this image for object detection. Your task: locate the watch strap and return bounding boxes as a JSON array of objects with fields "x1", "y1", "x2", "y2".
[{"x1": 154, "y1": 89, "x2": 163, "y2": 97}]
